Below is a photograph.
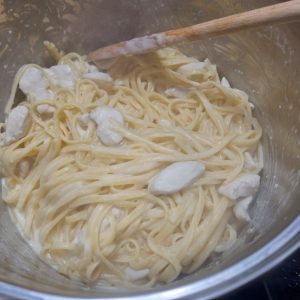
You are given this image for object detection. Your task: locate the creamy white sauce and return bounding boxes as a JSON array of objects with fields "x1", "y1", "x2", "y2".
[
  {"x1": 8, "y1": 207, "x2": 42, "y2": 255},
  {"x1": 17, "y1": 159, "x2": 31, "y2": 178},
  {"x1": 244, "y1": 152, "x2": 258, "y2": 171},
  {"x1": 164, "y1": 87, "x2": 190, "y2": 98},
  {"x1": 124, "y1": 267, "x2": 149, "y2": 281}
]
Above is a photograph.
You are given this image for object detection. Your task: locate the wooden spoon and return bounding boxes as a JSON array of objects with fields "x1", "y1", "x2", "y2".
[{"x1": 88, "y1": 0, "x2": 300, "y2": 62}]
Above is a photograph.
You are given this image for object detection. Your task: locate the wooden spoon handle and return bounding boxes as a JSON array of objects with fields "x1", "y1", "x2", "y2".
[{"x1": 88, "y1": 0, "x2": 300, "y2": 62}]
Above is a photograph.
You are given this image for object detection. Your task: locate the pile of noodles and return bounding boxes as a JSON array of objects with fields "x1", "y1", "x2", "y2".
[{"x1": 0, "y1": 48, "x2": 262, "y2": 287}]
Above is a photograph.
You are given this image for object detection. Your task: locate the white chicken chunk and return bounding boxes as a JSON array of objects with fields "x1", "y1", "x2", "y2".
[
  {"x1": 19, "y1": 65, "x2": 76, "y2": 115},
  {"x1": 90, "y1": 106, "x2": 124, "y2": 146},
  {"x1": 4, "y1": 106, "x2": 31, "y2": 145},
  {"x1": 44, "y1": 64, "x2": 76, "y2": 89},
  {"x1": 36, "y1": 104, "x2": 56, "y2": 115},
  {"x1": 19, "y1": 67, "x2": 54, "y2": 101},
  {"x1": 233, "y1": 196, "x2": 253, "y2": 222},
  {"x1": 148, "y1": 161, "x2": 205, "y2": 195},
  {"x1": 218, "y1": 174, "x2": 260, "y2": 200}
]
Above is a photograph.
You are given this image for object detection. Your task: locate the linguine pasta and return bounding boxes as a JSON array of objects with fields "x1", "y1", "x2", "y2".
[{"x1": 0, "y1": 47, "x2": 263, "y2": 287}]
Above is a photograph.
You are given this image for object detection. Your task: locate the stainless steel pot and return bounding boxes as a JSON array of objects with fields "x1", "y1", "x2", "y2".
[{"x1": 0, "y1": 0, "x2": 299, "y2": 299}]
